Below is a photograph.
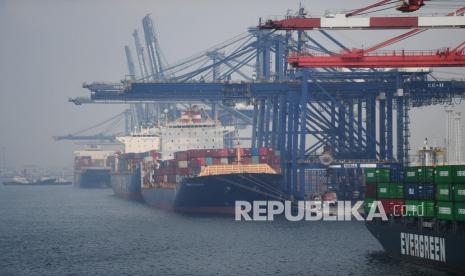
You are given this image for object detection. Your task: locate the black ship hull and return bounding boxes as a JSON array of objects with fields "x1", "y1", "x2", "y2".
[
  {"x1": 365, "y1": 221, "x2": 465, "y2": 274},
  {"x1": 74, "y1": 168, "x2": 111, "y2": 188},
  {"x1": 142, "y1": 173, "x2": 284, "y2": 214},
  {"x1": 110, "y1": 169, "x2": 142, "y2": 201}
]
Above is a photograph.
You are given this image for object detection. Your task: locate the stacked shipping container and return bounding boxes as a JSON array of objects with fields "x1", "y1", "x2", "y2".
[
  {"x1": 114, "y1": 150, "x2": 161, "y2": 173},
  {"x1": 403, "y1": 166, "x2": 435, "y2": 218},
  {"x1": 75, "y1": 155, "x2": 115, "y2": 169},
  {"x1": 143, "y1": 147, "x2": 281, "y2": 189},
  {"x1": 364, "y1": 167, "x2": 404, "y2": 215},
  {"x1": 435, "y1": 165, "x2": 465, "y2": 221},
  {"x1": 364, "y1": 165, "x2": 465, "y2": 221}
]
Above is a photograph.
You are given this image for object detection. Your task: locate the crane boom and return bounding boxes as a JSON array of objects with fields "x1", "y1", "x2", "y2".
[
  {"x1": 346, "y1": 0, "x2": 394, "y2": 17},
  {"x1": 288, "y1": 47, "x2": 465, "y2": 68},
  {"x1": 259, "y1": 14, "x2": 465, "y2": 30},
  {"x1": 124, "y1": 46, "x2": 136, "y2": 81},
  {"x1": 132, "y1": 29, "x2": 149, "y2": 79},
  {"x1": 365, "y1": 6, "x2": 465, "y2": 53}
]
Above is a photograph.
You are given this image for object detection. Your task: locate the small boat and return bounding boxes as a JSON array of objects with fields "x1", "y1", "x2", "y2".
[{"x1": 3, "y1": 176, "x2": 72, "y2": 186}]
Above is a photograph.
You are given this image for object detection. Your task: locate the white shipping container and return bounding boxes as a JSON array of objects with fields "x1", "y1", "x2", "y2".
[
  {"x1": 220, "y1": 158, "x2": 228, "y2": 165},
  {"x1": 178, "y1": 161, "x2": 188, "y2": 168}
]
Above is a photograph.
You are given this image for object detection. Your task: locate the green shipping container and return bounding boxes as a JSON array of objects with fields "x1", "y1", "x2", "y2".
[
  {"x1": 436, "y1": 184, "x2": 452, "y2": 201},
  {"x1": 435, "y1": 165, "x2": 453, "y2": 184},
  {"x1": 364, "y1": 168, "x2": 377, "y2": 183},
  {"x1": 453, "y1": 165, "x2": 465, "y2": 184},
  {"x1": 251, "y1": 156, "x2": 259, "y2": 164},
  {"x1": 405, "y1": 166, "x2": 434, "y2": 183},
  {"x1": 405, "y1": 200, "x2": 419, "y2": 217},
  {"x1": 454, "y1": 184, "x2": 465, "y2": 202},
  {"x1": 377, "y1": 183, "x2": 391, "y2": 199},
  {"x1": 376, "y1": 168, "x2": 390, "y2": 183},
  {"x1": 437, "y1": 201, "x2": 454, "y2": 220},
  {"x1": 392, "y1": 183, "x2": 404, "y2": 199},
  {"x1": 365, "y1": 198, "x2": 375, "y2": 214},
  {"x1": 417, "y1": 200, "x2": 435, "y2": 218},
  {"x1": 455, "y1": 203, "x2": 465, "y2": 221},
  {"x1": 405, "y1": 167, "x2": 420, "y2": 183}
]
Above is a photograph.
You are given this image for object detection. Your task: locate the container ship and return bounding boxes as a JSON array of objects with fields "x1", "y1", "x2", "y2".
[
  {"x1": 74, "y1": 146, "x2": 114, "y2": 188},
  {"x1": 364, "y1": 164, "x2": 465, "y2": 273},
  {"x1": 139, "y1": 107, "x2": 284, "y2": 214},
  {"x1": 111, "y1": 127, "x2": 161, "y2": 201}
]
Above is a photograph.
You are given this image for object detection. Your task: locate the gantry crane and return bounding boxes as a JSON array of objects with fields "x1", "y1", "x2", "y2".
[
  {"x1": 259, "y1": 3, "x2": 465, "y2": 68},
  {"x1": 71, "y1": 3, "x2": 465, "y2": 199}
]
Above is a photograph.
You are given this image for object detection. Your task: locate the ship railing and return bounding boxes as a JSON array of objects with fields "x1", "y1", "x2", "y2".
[
  {"x1": 143, "y1": 182, "x2": 176, "y2": 189},
  {"x1": 198, "y1": 164, "x2": 278, "y2": 176}
]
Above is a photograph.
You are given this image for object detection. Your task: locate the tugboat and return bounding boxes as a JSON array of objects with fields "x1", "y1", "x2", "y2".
[{"x1": 3, "y1": 176, "x2": 72, "y2": 186}]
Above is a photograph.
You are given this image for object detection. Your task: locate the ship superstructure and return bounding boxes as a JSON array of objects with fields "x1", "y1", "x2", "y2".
[
  {"x1": 158, "y1": 108, "x2": 234, "y2": 159},
  {"x1": 116, "y1": 126, "x2": 160, "y2": 154}
]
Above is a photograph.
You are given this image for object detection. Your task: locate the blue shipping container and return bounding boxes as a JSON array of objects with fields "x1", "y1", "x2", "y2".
[
  {"x1": 417, "y1": 184, "x2": 435, "y2": 200},
  {"x1": 205, "y1": 157, "x2": 213, "y2": 165},
  {"x1": 389, "y1": 169, "x2": 404, "y2": 183},
  {"x1": 251, "y1": 148, "x2": 259, "y2": 156},
  {"x1": 404, "y1": 183, "x2": 418, "y2": 199}
]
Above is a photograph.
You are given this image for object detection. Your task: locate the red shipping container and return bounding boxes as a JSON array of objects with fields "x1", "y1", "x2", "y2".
[
  {"x1": 174, "y1": 151, "x2": 188, "y2": 161},
  {"x1": 381, "y1": 199, "x2": 394, "y2": 215},
  {"x1": 227, "y1": 148, "x2": 236, "y2": 156},
  {"x1": 381, "y1": 199, "x2": 405, "y2": 215},
  {"x1": 392, "y1": 200, "x2": 404, "y2": 215},
  {"x1": 259, "y1": 147, "x2": 269, "y2": 156},
  {"x1": 187, "y1": 149, "x2": 196, "y2": 158},
  {"x1": 209, "y1": 149, "x2": 219, "y2": 158},
  {"x1": 150, "y1": 150, "x2": 161, "y2": 160},
  {"x1": 204, "y1": 149, "x2": 214, "y2": 157},
  {"x1": 219, "y1": 149, "x2": 229, "y2": 157},
  {"x1": 259, "y1": 156, "x2": 268, "y2": 164},
  {"x1": 366, "y1": 183, "x2": 377, "y2": 198},
  {"x1": 197, "y1": 150, "x2": 206, "y2": 158},
  {"x1": 241, "y1": 148, "x2": 251, "y2": 157},
  {"x1": 213, "y1": 158, "x2": 221, "y2": 165},
  {"x1": 176, "y1": 167, "x2": 189, "y2": 175},
  {"x1": 269, "y1": 155, "x2": 280, "y2": 165},
  {"x1": 197, "y1": 158, "x2": 205, "y2": 166}
]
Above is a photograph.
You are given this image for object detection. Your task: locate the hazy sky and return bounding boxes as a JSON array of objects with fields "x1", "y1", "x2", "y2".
[{"x1": 0, "y1": 0, "x2": 464, "y2": 168}]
